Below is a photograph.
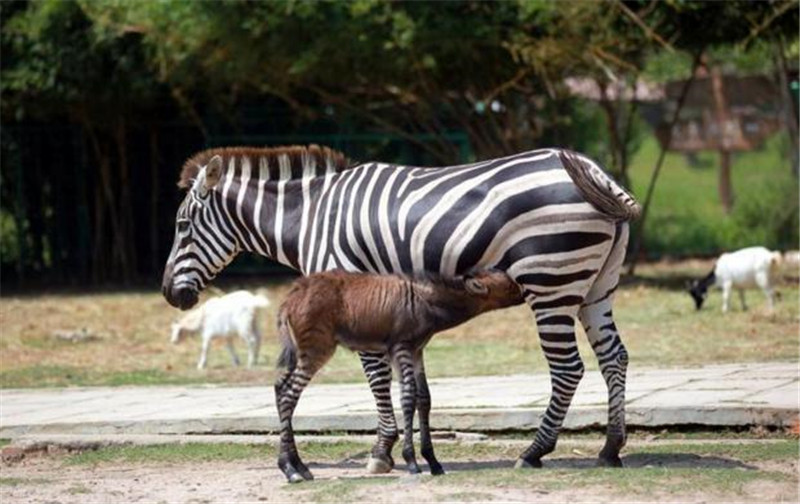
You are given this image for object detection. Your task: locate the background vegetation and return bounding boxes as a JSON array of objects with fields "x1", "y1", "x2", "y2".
[{"x1": 1, "y1": 0, "x2": 798, "y2": 286}]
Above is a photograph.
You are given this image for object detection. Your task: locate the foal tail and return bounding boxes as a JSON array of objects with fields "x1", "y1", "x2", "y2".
[
  {"x1": 559, "y1": 150, "x2": 641, "y2": 221},
  {"x1": 276, "y1": 312, "x2": 297, "y2": 371}
]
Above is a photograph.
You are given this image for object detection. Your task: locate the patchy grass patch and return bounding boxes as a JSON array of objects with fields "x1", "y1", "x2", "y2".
[
  {"x1": 0, "y1": 261, "x2": 797, "y2": 388},
  {"x1": 436, "y1": 466, "x2": 791, "y2": 496},
  {"x1": 633, "y1": 440, "x2": 800, "y2": 462},
  {"x1": 65, "y1": 443, "x2": 277, "y2": 466},
  {"x1": 0, "y1": 477, "x2": 51, "y2": 487},
  {"x1": 63, "y1": 440, "x2": 375, "y2": 467},
  {"x1": 286, "y1": 476, "x2": 396, "y2": 503}
]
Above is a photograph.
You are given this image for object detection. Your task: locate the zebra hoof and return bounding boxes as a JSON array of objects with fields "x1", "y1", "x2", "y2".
[
  {"x1": 367, "y1": 456, "x2": 393, "y2": 474},
  {"x1": 514, "y1": 457, "x2": 542, "y2": 469},
  {"x1": 597, "y1": 455, "x2": 623, "y2": 468}
]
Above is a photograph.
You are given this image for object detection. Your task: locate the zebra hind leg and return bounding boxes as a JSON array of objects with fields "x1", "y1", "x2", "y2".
[
  {"x1": 578, "y1": 221, "x2": 630, "y2": 468},
  {"x1": 515, "y1": 307, "x2": 584, "y2": 469},
  {"x1": 579, "y1": 302, "x2": 627, "y2": 467},
  {"x1": 359, "y1": 351, "x2": 399, "y2": 474}
]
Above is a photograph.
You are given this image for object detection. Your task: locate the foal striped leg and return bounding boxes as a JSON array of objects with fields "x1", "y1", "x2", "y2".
[
  {"x1": 359, "y1": 351, "x2": 399, "y2": 474},
  {"x1": 414, "y1": 350, "x2": 444, "y2": 475},
  {"x1": 274, "y1": 364, "x2": 315, "y2": 483},
  {"x1": 392, "y1": 344, "x2": 422, "y2": 474}
]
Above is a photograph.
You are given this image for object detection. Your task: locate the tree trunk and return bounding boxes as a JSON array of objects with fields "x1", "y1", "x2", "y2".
[
  {"x1": 628, "y1": 50, "x2": 704, "y2": 274},
  {"x1": 775, "y1": 35, "x2": 799, "y2": 177},
  {"x1": 149, "y1": 126, "x2": 160, "y2": 277},
  {"x1": 115, "y1": 118, "x2": 134, "y2": 284},
  {"x1": 710, "y1": 65, "x2": 734, "y2": 214},
  {"x1": 718, "y1": 150, "x2": 733, "y2": 214}
]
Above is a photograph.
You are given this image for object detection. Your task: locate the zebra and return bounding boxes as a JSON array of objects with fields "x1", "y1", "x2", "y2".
[{"x1": 161, "y1": 144, "x2": 640, "y2": 476}]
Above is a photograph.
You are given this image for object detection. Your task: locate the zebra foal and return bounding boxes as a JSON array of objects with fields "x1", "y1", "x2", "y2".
[
  {"x1": 273, "y1": 269, "x2": 523, "y2": 482},
  {"x1": 162, "y1": 144, "x2": 639, "y2": 470}
]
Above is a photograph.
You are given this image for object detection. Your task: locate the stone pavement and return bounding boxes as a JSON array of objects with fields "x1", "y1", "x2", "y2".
[{"x1": 1, "y1": 362, "x2": 797, "y2": 439}]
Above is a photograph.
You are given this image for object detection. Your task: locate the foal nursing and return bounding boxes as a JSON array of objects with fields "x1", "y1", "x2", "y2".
[{"x1": 275, "y1": 269, "x2": 523, "y2": 483}]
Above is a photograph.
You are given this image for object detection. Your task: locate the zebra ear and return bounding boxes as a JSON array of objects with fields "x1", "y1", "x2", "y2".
[
  {"x1": 204, "y1": 155, "x2": 223, "y2": 190},
  {"x1": 465, "y1": 277, "x2": 489, "y2": 296}
]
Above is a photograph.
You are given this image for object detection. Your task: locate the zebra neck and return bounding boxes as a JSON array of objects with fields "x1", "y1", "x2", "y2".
[{"x1": 216, "y1": 175, "x2": 330, "y2": 273}]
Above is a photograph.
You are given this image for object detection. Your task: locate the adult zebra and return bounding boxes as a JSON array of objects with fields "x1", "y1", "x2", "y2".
[{"x1": 162, "y1": 144, "x2": 640, "y2": 474}]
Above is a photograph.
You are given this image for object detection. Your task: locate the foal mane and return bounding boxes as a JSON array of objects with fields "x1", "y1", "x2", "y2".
[{"x1": 178, "y1": 144, "x2": 352, "y2": 188}]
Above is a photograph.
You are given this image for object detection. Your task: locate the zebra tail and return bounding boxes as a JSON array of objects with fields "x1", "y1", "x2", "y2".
[
  {"x1": 276, "y1": 312, "x2": 297, "y2": 370},
  {"x1": 559, "y1": 150, "x2": 641, "y2": 221}
]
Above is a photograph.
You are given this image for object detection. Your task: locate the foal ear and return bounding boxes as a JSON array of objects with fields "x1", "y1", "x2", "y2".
[
  {"x1": 465, "y1": 277, "x2": 489, "y2": 296},
  {"x1": 204, "y1": 155, "x2": 223, "y2": 190}
]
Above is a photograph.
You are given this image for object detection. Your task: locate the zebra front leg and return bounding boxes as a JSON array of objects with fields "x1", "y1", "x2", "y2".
[
  {"x1": 516, "y1": 309, "x2": 584, "y2": 469},
  {"x1": 579, "y1": 303, "x2": 627, "y2": 467},
  {"x1": 414, "y1": 350, "x2": 444, "y2": 475},
  {"x1": 359, "y1": 351, "x2": 398, "y2": 474},
  {"x1": 393, "y1": 345, "x2": 422, "y2": 474}
]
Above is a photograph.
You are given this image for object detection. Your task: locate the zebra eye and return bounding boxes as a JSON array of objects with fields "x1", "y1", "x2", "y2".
[{"x1": 177, "y1": 220, "x2": 191, "y2": 233}]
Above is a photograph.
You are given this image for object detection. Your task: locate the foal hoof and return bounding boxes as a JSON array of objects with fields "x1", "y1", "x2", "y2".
[
  {"x1": 366, "y1": 456, "x2": 393, "y2": 474},
  {"x1": 287, "y1": 472, "x2": 306, "y2": 484},
  {"x1": 406, "y1": 462, "x2": 422, "y2": 475},
  {"x1": 514, "y1": 457, "x2": 542, "y2": 469},
  {"x1": 597, "y1": 455, "x2": 623, "y2": 468}
]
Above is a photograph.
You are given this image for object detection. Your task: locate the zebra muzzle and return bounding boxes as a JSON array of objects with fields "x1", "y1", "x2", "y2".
[{"x1": 165, "y1": 286, "x2": 199, "y2": 311}]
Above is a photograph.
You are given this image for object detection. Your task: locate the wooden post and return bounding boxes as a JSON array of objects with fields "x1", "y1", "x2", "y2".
[{"x1": 710, "y1": 65, "x2": 734, "y2": 214}]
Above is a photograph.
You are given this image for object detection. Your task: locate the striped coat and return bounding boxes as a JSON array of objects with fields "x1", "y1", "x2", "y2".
[{"x1": 162, "y1": 145, "x2": 638, "y2": 471}]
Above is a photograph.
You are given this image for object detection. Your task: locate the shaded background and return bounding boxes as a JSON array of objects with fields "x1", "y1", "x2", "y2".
[{"x1": 1, "y1": 0, "x2": 798, "y2": 288}]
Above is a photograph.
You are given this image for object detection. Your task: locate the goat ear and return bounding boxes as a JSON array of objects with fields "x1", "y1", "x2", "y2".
[
  {"x1": 204, "y1": 155, "x2": 223, "y2": 190},
  {"x1": 465, "y1": 277, "x2": 489, "y2": 296}
]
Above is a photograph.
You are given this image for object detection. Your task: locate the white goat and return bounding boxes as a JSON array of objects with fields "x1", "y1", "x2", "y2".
[
  {"x1": 171, "y1": 290, "x2": 270, "y2": 369},
  {"x1": 688, "y1": 246, "x2": 782, "y2": 313}
]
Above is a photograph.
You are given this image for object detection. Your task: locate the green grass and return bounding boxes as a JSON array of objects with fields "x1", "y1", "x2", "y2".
[
  {"x1": 63, "y1": 440, "x2": 376, "y2": 467},
  {"x1": 286, "y1": 476, "x2": 397, "y2": 503},
  {"x1": 0, "y1": 477, "x2": 51, "y2": 487},
  {"x1": 634, "y1": 441, "x2": 800, "y2": 462},
  {"x1": 64, "y1": 443, "x2": 276, "y2": 466},
  {"x1": 435, "y1": 466, "x2": 791, "y2": 496},
  {"x1": 628, "y1": 134, "x2": 798, "y2": 256},
  {"x1": 61, "y1": 439, "x2": 798, "y2": 467},
  {"x1": 0, "y1": 269, "x2": 796, "y2": 388},
  {"x1": 0, "y1": 366, "x2": 201, "y2": 389}
]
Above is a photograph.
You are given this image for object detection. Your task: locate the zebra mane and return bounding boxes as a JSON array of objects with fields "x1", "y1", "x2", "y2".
[{"x1": 178, "y1": 145, "x2": 352, "y2": 188}]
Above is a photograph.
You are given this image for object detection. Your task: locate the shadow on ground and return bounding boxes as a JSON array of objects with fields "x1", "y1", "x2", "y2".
[{"x1": 309, "y1": 452, "x2": 757, "y2": 475}]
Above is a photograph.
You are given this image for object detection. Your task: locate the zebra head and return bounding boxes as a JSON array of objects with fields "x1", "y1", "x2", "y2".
[{"x1": 162, "y1": 155, "x2": 240, "y2": 310}]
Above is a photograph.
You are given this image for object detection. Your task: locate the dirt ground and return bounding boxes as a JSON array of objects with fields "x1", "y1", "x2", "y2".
[{"x1": 2, "y1": 438, "x2": 798, "y2": 503}]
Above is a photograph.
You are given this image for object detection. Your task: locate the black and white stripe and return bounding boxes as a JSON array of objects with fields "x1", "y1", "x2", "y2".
[{"x1": 162, "y1": 146, "x2": 638, "y2": 469}]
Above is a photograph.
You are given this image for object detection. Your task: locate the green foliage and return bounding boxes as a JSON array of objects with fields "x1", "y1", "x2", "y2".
[
  {"x1": 1, "y1": 0, "x2": 798, "y2": 284},
  {"x1": 1, "y1": 0, "x2": 159, "y2": 122},
  {"x1": 630, "y1": 134, "x2": 799, "y2": 256}
]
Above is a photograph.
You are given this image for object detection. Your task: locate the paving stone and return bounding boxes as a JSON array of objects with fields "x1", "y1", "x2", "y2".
[{"x1": 1, "y1": 363, "x2": 796, "y2": 438}]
